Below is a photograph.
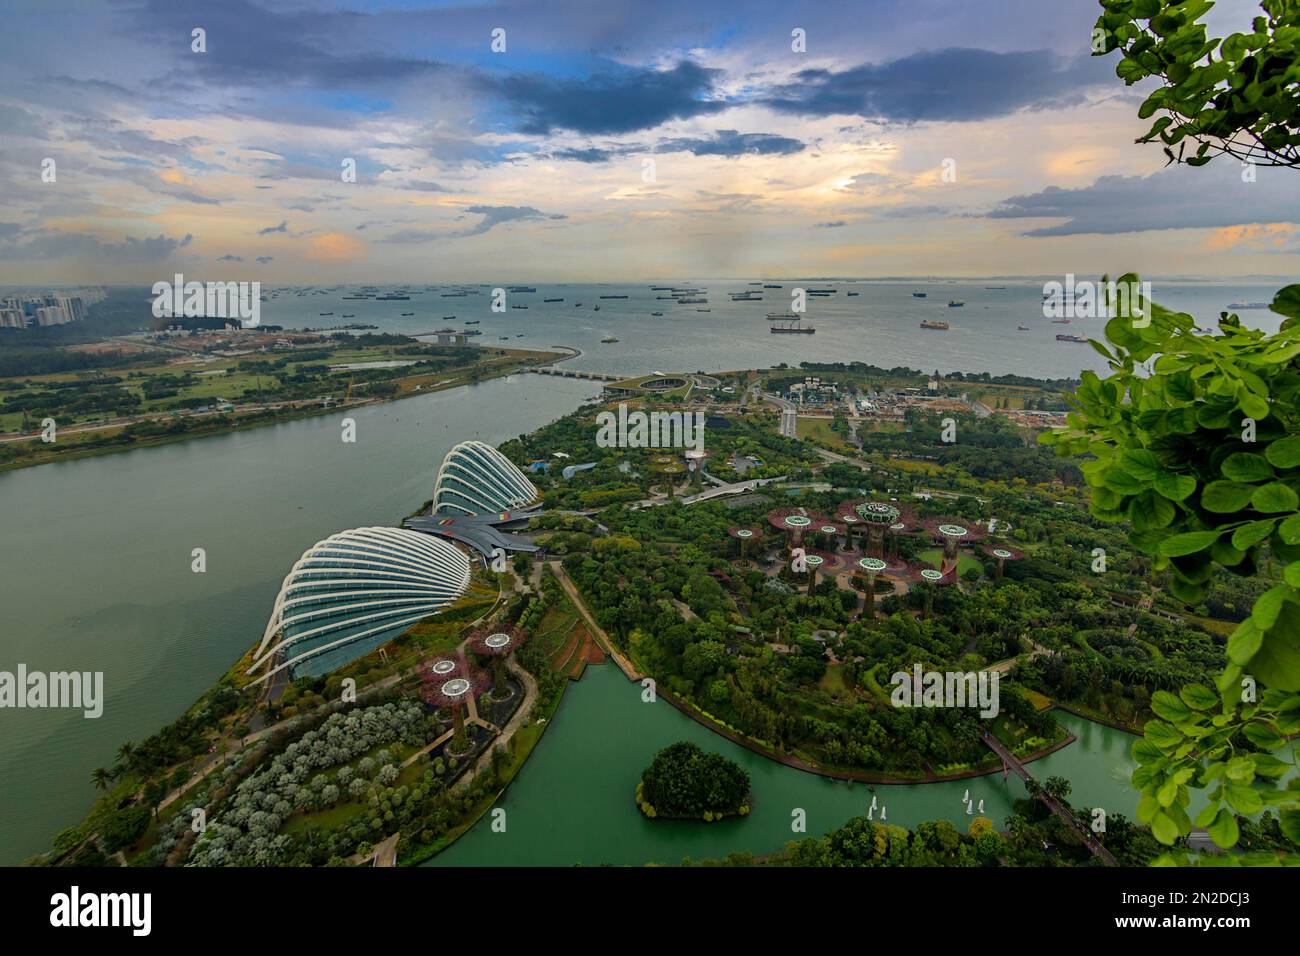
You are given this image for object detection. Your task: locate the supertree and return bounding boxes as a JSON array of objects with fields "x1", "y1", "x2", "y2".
[
  {"x1": 856, "y1": 556, "x2": 888, "y2": 618},
  {"x1": 727, "y1": 525, "x2": 763, "y2": 559},
  {"x1": 420, "y1": 663, "x2": 488, "y2": 756},
  {"x1": 921, "y1": 516, "x2": 988, "y2": 570},
  {"x1": 468, "y1": 624, "x2": 530, "y2": 700},
  {"x1": 907, "y1": 563, "x2": 956, "y2": 618},
  {"x1": 982, "y1": 544, "x2": 1024, "y2": 579},
  {"x1": 767, "y1": 507, "x2": 827, "y2": 553},
  {"x1": 839, "y1": 499, "x2": 917, "y2": 558}
]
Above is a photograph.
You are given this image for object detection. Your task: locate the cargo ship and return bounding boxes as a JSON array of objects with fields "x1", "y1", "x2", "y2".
[
  {"x1": 770, "y1": 319, "x2": 814, "y2": 334},
  {"x1": 947, "y1": 299, "x2": 964, "y2": 307},
  {"x1": 912, "y1": 292, "x2": 927, "y2": 298},
  {"x1": 920, "y1": 320, "x2": 949, "y2": 330},
  {"x1": 376, "y1": 294, "x2": 410, "y2": 301},
  {"x1": 544, "y1": 297, "x2": 563, "y2": 302},
  {"x1": 1056, "y1": 333, "x2": 1088, "y2": 342}
]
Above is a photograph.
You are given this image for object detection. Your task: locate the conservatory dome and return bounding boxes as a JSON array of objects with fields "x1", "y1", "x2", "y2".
[
  {"x1": 432, "y1": 440, "x2": 540, "y2": 517},
  {"x1": 249, "y1": 527, "x2": 471, "y2": 683}
]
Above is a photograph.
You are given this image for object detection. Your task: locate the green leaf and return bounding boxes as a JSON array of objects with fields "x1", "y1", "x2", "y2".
[
  {"x1": 1129, "y1": 491, "x2": 1176, "y2": 530},
  {"x1": 1251, "y1": 585, "x2": 1291, "y2": 630},
  {"x1": 1239, "y1": 390, "x2": 1269, "y2": 421},
  {"x1": 1178, "y1": 683, "x2": 1218, "y2": 711},
  {"x1": 1226, "y1": 618, "x2": 1262, "y2": 664},
  {"x1": 1221, "y1": 453, "x2": 1274, "y2": 482},
  {"x1": 1144, "y1": 719, "x2": 1183, "y2": 750},
  {"x1": 1120, "y1": 449, "x2": 1162, "y2": 480},
  {"x1": 1158, "y1": 529, "x2": 1223, "y2": 557},
  {"x1": 1151, "y1": 810, "x2": 1180, "y2": 845},
  {"x1": 1224, "y1": 783, "x2": 1263, "y2": 815},
  {"x1": 1286, "y1": 563, "x2": 1300, "y2": 588},
  {"x1": 1265, "y1": 435, "x2": 1300, "y2": 469},
  {"x1": 1150, "y1": 690, "x2": 1192, "y2": 722},
  {"x1": 1279, "y1": 514, "x2": 1300, "y2": 545},
  {"x1": 1231, "y1": 519, "x2": 1276, "y2": 550},
  {"x1": 1242, "y1": 722, "x2": 1285, "y2": 750},
  {"x1": 1154, "y1": 473, "x2": 1197, "y2": 502},
  {"x1": 1207, "y1": 807, "x2": 1240, "y2": 848},
  {"x1": 1101, "y1": 466, "x2": 1146, "y2": 495},
  {"x1": 1279, "y1": 808, "x2": 1300, "y2": 846},
  {"x1": 1251, "y1": 483, "x2": 1299, "y2": 513},
  {"x1": 1270, "y1": 284, "x2": 1300, "y2": 320},
  {"x1": 1201, "y1": 480, "x2": 1257, "y2": 513}
]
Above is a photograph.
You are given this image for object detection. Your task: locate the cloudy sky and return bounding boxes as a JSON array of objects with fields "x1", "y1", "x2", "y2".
[{"x1": 1, "y1": 0, "x2": 1296, "y2": 283}]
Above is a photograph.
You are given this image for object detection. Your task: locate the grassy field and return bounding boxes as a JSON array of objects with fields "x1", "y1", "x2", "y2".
[
  {"x1": 796, "y1": 415, "x2": 853, "y2": 451},
  {"x1": 918, "y1": 548, "x2": 984, "y2": 577}
]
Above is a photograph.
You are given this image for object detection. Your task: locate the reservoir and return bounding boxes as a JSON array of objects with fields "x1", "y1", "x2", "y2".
[{"x1": 429, "y1": 663, "x2": 1141, "y2": 866}]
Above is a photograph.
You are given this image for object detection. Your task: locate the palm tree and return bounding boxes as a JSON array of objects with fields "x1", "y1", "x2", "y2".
[
  {"x1": 115, "y1": 741, "x2": 137, "y2": 767},
  {"x1": 90, "y1": 767, "x2": 112, "y2": 790}
]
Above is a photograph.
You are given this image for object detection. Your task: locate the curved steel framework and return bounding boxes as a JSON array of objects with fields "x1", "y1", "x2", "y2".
[
  {"x1": 250, "y1": 527, "x2": 471, "y2": 683},
  {"x1": 432, "y1": 440, "x2": 540, "y2": 516}
]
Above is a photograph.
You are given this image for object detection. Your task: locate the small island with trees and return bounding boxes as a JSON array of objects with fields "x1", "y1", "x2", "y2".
[{"x1": 636, "y1": 742, "x2": 751, "y2": 822}]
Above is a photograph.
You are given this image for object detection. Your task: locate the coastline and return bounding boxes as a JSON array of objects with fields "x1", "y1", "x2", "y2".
[{"x1": 0, "y1": 346, "x2": 565, "y2": 474}]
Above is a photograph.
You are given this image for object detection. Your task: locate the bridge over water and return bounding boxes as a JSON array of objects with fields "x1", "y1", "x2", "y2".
[
  {"x1": 527, "y1": 367, "x2": 621, "y2": 382},
  {"x1": 981, "y1": 731, "x2": 1118, "y2": 866}
]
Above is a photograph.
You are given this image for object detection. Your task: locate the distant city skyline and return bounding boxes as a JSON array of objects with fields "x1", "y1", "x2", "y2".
[{"x1": 2, "y1": 0, "x2": 1298, "y2": 284}]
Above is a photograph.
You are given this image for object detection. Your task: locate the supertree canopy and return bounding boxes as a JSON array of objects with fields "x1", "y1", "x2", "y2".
[
  {"x1": 922, "y1": 516, "x2": 988, "y2": 558},
  {"x1": 419, "y1": 664, "x2": 488, "y2": 710},
  {"x1": 468, "y1": 624, "x2": 530, "y2": 698},
  {"x1": 838, "y1": 499, "x2": 917, "y2": 557},
  {"x1": 766, "y1": 507, "x2": 827, "y2": 545},
  {"x1": 468, "y1": 624, "x2": 528, "y2": 657},
  {"x1": 908, "y1": 563, "x2": 956, "y2": 586},
  {"x1": 982, "y1": 544, "x2": 1025, "y2": 578}
]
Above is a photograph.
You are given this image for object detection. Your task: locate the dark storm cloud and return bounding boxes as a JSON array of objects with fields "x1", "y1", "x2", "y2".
[
  {"x1": 986, "y1": 167, "x2": 1300, "y2": 236},
  {"x1": 257, "y1": 220, "x2": 288, "y2": 235},
  {"x1": 816, "y1": 220, "x2": 847, "y2": 228},
  {"x1": 218, "y1": 254, "x2": 243, "y2": 261},
  {"x1": 495, "y1": 61, "x2": 726, "y2": 135},
  {"x1": 256, "y1": 256, "x2": 274, "y2": 264},
  {"x1": 762, "y1": 48, "x2": 1112, "y2": 122},
  {"x1": 657, "y1": 130, "x2": 805, "y2": 157}
]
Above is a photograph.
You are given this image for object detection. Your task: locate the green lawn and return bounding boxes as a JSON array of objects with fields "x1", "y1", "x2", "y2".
[
  {"x1": 917, "y1": 548, "x2": 984, "y2": 577},
  {"x1": 797, "y1": 415, "x2": 853, "y2": 451}
]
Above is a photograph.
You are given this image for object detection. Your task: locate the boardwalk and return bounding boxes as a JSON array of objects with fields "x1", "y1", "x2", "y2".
[{"x1": 981, "y1": 732, "x2": 1118, "y2": 866}]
